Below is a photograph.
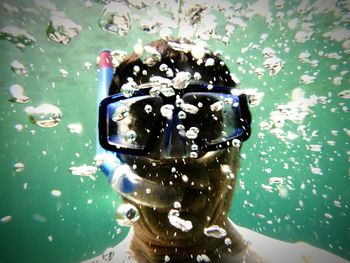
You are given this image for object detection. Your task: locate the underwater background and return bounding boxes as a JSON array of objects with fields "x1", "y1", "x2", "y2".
[{"x1": 0, "y1": 0, "x2": 349, "y2": 262}]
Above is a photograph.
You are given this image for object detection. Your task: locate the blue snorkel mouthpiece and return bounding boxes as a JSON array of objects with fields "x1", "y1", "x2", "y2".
[
  {"x1": 96, "y1": 50, "x2": 183, "y2": 208},
  {"x1": 95, "y1": 153, "x2": 183, "y2": 207}
]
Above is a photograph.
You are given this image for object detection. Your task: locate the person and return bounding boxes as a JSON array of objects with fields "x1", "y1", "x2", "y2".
[{"x1": 84, "y1": 39, "x2": 349, "y2": 263}]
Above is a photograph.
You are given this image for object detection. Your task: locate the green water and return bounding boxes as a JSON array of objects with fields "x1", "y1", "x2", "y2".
[{"x1": 0, "y1": 0, "x2": 349, "y2": 262}]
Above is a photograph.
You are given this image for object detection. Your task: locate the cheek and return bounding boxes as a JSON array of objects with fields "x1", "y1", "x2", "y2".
[{"x1": 209, "y1": 176, "x2": 234, "y2": 205}]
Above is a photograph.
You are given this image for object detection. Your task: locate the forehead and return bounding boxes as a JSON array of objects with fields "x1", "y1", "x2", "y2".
[{"x1": 112, "y1": 52, "x2": 235, "y2": 95}]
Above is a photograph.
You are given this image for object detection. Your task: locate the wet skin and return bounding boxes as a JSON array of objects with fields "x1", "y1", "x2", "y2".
[{"x1": 118, "y1": 146, "x2": 247, "y2": 262}]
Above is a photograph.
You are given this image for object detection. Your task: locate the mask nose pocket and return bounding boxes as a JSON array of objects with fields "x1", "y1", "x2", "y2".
[{"x1": 160, "y1": 109, "x2": 189, "y2": 158}]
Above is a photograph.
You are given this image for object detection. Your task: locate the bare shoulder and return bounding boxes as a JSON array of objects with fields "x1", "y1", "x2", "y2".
[{"x1": 233, "y1": 222, "x2": 349, "y2": 263}]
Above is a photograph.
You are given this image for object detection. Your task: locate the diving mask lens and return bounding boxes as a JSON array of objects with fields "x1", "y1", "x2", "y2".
[
  {"x1": 100, "y1": 94, "x2": 163, "y2": 154},
  {"x1": 181, "y1": 92, "x2": 243, "y2": 148}
]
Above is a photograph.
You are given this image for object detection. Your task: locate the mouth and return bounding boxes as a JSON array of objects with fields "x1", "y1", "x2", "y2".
[
  {"x1": 117, "y1": 150, "x2": 229, "y2": 211},
  {"x1": 121, "y1": 152, "x2": 221, "y2": 188}
]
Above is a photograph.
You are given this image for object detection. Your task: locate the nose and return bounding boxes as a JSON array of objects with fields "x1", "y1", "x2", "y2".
[{"x1": 149, "y1": 109, "x2": 190, "y2": 159}]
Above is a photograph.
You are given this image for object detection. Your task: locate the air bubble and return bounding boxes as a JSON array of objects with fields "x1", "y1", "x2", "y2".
[
  {"x1": 168, "y1": 209, "x2": 193, "y2": 232},
  {"x1": 186, "y1": 127, "x2": 199, "y2": 139},
  {"x1": 0, "y1": 26, "x2": 36, "y2": 46},
  {"x1": 149, "y1": 87, "x2": 160, "y2": 97},
  {"x1": 161, "y1": 87, "x2": 175, "y2": 97},
  {"x1": 160, "y1": 104, "x2": 174, "y2": 119},
  {"x1": 59, "y1": 69, "x2": 68, "y2": 77},
  {"x1": 338, "y1": 90, "x2": 350, "y2": 99},
  {"x1": 144, "y1": 104, "x2": 153, "y2": 113},
  {"x1": 47, "y1": 12, "x2": 81, "y2": 44},
  {"x1": 14, "y1": 162, "x2": 24, "y2": 173},
  {"x1": 210, "y1": 101, "x2": 224, "y2": 112},
  {"x1": 69, "y1": 165, "x2": 97, "y2": 177},
  {"x1": 172, "y1": 71, "x2": 191, "y2": 90},
  {"x1": 176, "y1": 124, "x2": 185, "y2": 130},
  {"x1": 25, "y1": 104, "x2": 62, "y2": 128},
  {"x1": 1, "y1": 216, "x2": 12, "y2": 224},
  {"x1": 9, "y1": 84, "x2": 30, "y2": 103},
  {"x1": 124, "y1": 130, "x2": 137, "y2": 143},
  {"x1": 166, "y1": 68, "x2": 174, "y2": 78},
  {"x1": 115, "y1": 203, "x2": 140, "y2": 226},
  {"x1": 295, "y1": 31, "x2": 313, "y2": 43},
  {"x1": 263, "y1": 57, "x2": 283, "y2": 75},
  {"x1": 67, "y1": 123, "x2": 83, "y2": 134},
  {"x1": 299, "y1": 52, "x2": 311, "y2": 63},
  {"x1": 190, "y1": 152, "x2": 198, "y2": 158},
  {"x1": 180, "y1": 103, "x2": 199, "y2": 114},
  {"x1": 203, "y1": 225, "x2": 227, "y2": 238},
  {"x1": 173, "y1": 201, "x2": 181, "y2": 209},
  {"x1": 255, "y1": 68, "x2": 265, "y2": 78},
  {"x1": 191, "y1": 144, "x2": 199, "y2": 151},
  {"x1": 51, "y1": 189, "x2": 62, "y2": 197},
  {"x1": 324, "y1": 213, "x2": 333, "y2": 219},
  {"x1": 205, "y1": 58, "x2": 215, "y2": 67},
  {"x1": 224, "y1": 237, "x2": 232, "y2": 245},
  {"x1": 150, "y1": 76, "x2": 171, "y2": 89},
  {"x1": 84, "y1": 62, "x2": 92, "y2": 69},
  {"x1": 197, "y1": 254, "x2": 211, "y2": 262},
  {"x1": 121, "y1": 81, "x2": 137, "y2": 97},
  {"x1": 112, "y1": 105, "x2": 130, "y2": 121},
  {"x1": 110, "y1": 50, "x2": 127, "y2": 68},
  {"x1": 141, "y1": 46, "x2": 161, "y2": 67},
  {"x1": 159, "y1": 64, "x2": 168, "y2": 71},
  {"x1": 175, "y1": 97, "x2": 184, "y2": 107},
  {"x1": 194, "y1": 72, "x2": 202, "y2": 80},
  {"x1": 191, "y1": 44, "x2": 206, "y2": 59},
  {"x1": 231, "y1": 139, "x2": 241, "y2": 148},
  {"x1": 300, "y1": 74, "x2": 316, "y2": 84},
  {"x1": 178, "y1": 111, "x2": 187, "y2": 119},
  {"x1": 133, "y1": 65, "x2": 140, "y2": 74},
  {"x1": 11, "y1": 60, "x2": 27, "y2": 75},
  {"x1": 262, "y1": 47, "x2": 276, "y2": 58},
  {"x1": 99, "y1": 2, "x2": 130, "y2": 36}
]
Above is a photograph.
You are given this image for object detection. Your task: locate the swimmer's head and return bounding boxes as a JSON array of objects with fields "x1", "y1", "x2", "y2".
[{"x1": 98, "y1": 39, "x2": 252, "y2": 251}]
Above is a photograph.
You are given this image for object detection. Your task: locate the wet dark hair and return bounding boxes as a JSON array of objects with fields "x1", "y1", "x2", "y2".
[{"x1": 109, "y1": 39, "x2": 237, "y2": 95}]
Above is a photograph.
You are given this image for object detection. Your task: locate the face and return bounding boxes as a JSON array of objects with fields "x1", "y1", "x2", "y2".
[
  {"x1": 108, "y1": 55, "x2": 245, "y2": 242},
  {"x1": 119, "y1": 146, "x2": 240, "y2": 241}
]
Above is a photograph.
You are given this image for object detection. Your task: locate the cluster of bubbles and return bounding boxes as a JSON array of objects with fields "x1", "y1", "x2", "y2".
[
  {"x1": 2, "y1": 2, "x2": 90, "y2": 131},
  {"x1": 2, "y1": 0, "x2": 349, "y2": 261}
]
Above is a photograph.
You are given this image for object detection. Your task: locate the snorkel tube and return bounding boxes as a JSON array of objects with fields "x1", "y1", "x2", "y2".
[{"x1": 96, "y1": 50, "x2": 183, "y2": 208}]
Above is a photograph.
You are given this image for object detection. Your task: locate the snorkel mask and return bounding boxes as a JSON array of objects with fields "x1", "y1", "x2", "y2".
[
  {"x1": 99, "y1": 80, "x2": 251, "y2": 156},
  {"x1": 96, "y1": 49, "x2": 251, "y2": 208}
]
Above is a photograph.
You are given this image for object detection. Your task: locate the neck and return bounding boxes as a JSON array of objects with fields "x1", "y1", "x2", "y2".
[{"x1": 130, "y1": 216, "x2": 247, "y2": 262}]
